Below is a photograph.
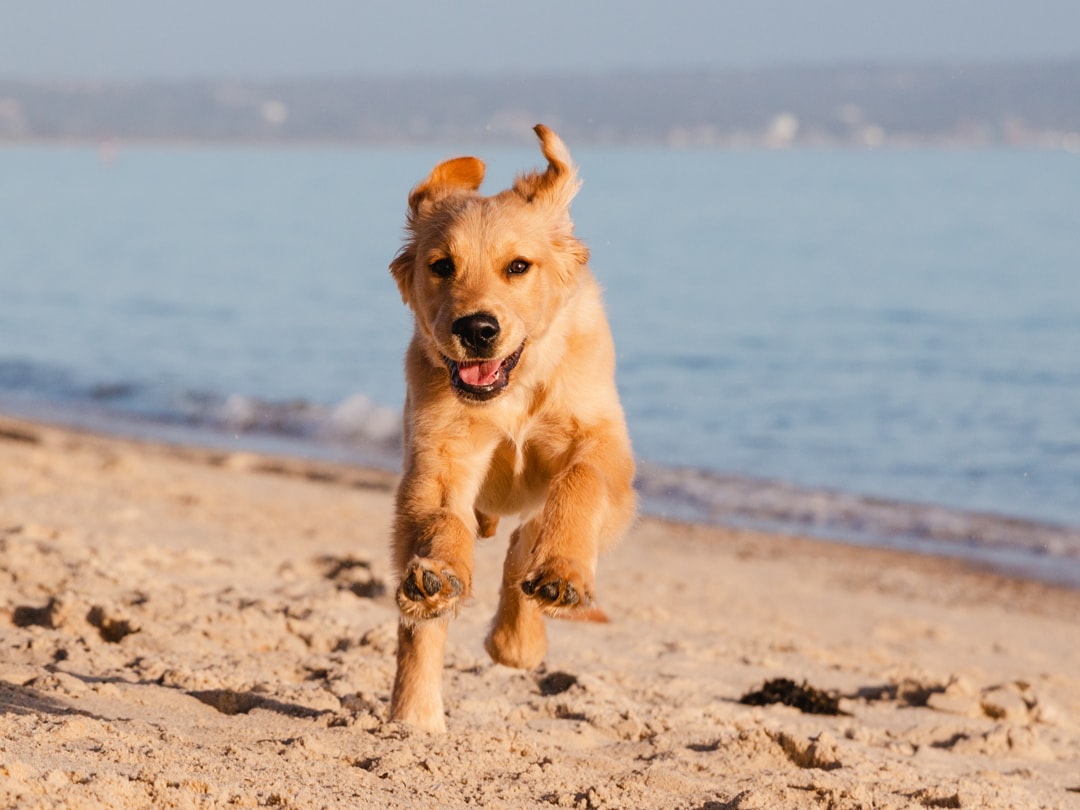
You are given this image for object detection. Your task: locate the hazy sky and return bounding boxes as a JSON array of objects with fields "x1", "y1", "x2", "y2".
[{"x1": 2, "y1": 0, "x2": 1079, "y2": 80}]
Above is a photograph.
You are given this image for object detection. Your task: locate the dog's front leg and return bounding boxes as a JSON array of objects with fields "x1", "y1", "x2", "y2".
[
  {"x1": 390, "y1": 619, "x2": 450, "y2": 733},
  {"x1": 393, "y1": 503, "x2": 477, "y2": 624},
  {"x1": 389, "y1": 496, "x2": 476, "y2": 732},
  {"x1": 521, "y1": 438, "x2": 636, "y2": 618},
  {"x1": 389, "y1": 438, "x2": 493, "y2": 731}
]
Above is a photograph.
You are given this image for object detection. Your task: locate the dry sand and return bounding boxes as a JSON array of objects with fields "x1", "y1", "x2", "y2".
[{"x1": 1, "y1": 414, "x2": 1078, "y2": 809}]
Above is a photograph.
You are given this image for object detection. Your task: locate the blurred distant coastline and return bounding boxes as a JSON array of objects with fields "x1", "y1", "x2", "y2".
[{"x1": 2, "y1": 61, "x2": 1078, "y2": 149}]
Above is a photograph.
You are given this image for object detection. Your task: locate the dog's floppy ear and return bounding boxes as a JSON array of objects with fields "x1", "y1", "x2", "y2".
[
  {"x1": 389, "y1": 245, "x2": 417, "y2": 305},
  {"x1": 390, "y1": 156, "x2": 485, "y2": 305},
  {"x1": 407, "y1": 156, "x2": 485, "y2": 215},
  {"x1": 513, "y1": 124, "x2": 582, "y2": 211}
]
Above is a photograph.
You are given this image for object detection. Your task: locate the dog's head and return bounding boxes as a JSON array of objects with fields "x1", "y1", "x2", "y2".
[{"x1": 390, "y1": 125, "x2": 589, "y2": 403}]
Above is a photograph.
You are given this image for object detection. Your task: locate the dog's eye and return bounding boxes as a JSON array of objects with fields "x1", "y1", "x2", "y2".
[
  {"x1": 507, "y1": 259, "x2": 531, "y2": 276},
  {"x1": 430, "y1": 258, "x2": 455, "y2": 278}
]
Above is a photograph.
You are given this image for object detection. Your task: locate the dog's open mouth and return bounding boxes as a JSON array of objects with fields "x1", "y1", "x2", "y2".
[{"x1": 444, "y1": 343, "x2": 524, "y2": 401}]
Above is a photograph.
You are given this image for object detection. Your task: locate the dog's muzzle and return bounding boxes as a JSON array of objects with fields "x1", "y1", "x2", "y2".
[{"x1": 444, "y1": 342, "x2": 525, "y2": 402}]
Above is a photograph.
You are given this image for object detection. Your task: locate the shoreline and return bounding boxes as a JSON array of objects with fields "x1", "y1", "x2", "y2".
[
  {"x1": 2, "y1": 409, "x2": 1074, "y2": 590},
  {"x1": 6, "y1": 399, "x2": 1080, "y2": 591},
  {"x1": 2, "y1": 413, "x2": 1080, "y2": 808}
]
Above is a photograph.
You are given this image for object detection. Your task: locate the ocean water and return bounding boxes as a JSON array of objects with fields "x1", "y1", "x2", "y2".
[{"x1": 1, "y1": 144, "x2": 1078, "y2": 583}]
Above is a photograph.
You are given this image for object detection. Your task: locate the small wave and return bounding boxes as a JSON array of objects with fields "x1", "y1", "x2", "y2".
[
  {"x1": 326, "y1": 394, "x2": 401, "y2": 444},
  {"x1": 0, "y1": 362, "x2": 403, "y2": 464},
  {"x1": 178, "y1": 391, "x2": 403, "y2": 449},
  {"x1": 636, "y1": 461, "x2": 1080, "y2": 574}
]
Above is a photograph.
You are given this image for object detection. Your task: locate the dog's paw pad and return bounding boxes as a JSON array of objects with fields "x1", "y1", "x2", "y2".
[
  {"x1": 402, "y1": 568, "x2": 444, "y2": 601},
  {"x1": 522, "y1": 562, "x2": 592, "y2": 614},
  {"x1": 397, "y1": 559, "x2": 467, "y2": 620},
  {"x1": 446, "y1": 572, "x2": 464, "y2": 596},
  {"x1": 529, "y1": 579, "x2": 578, "y2": 606}
]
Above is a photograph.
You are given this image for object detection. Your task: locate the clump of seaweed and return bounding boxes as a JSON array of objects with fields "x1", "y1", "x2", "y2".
[{"x1": 739, "y1": 678, "x2": 849, "y2": 716}]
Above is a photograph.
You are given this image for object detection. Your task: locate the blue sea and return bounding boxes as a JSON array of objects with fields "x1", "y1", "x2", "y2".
[{"x1": 1, "y1": 144, "x2": 1078, "y2": 584}]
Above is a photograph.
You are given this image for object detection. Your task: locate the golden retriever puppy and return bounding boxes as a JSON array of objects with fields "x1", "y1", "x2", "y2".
[{"x1": 387, "y1": 125, "x2": 636, "y2": 732}]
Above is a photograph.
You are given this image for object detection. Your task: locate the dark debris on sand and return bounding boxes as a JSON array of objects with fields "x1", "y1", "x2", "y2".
[{"x1": 739, "y1": 678, "x2": 849, "y2": 716}]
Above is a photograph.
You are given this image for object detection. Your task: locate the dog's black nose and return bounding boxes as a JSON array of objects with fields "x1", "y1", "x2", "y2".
[{"x1": 452, "y1": 313, "x2": 500, "y2": 355}]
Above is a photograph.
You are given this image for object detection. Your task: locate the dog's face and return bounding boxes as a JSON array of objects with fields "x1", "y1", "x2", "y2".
[{"x1": 391, "y1": 126, "x2": 589, "y2": 402}]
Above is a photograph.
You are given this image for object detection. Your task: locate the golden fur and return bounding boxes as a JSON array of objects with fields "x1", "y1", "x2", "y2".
[{"x1": 387, "y1": 125, "x2": 636, "y2": 732}]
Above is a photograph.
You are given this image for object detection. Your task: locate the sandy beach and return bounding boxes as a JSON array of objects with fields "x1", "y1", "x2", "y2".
[{"x1": 1, "y1": 413, "x2": 1078, "y2": 809}]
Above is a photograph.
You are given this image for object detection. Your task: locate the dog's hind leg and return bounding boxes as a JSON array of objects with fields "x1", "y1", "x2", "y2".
[
  {"x1": 390, "y1": 618, "x2": 449, "y2": 733},
  {"x1": 485, "y1": 523, "x2": 548, "y2": 669}
]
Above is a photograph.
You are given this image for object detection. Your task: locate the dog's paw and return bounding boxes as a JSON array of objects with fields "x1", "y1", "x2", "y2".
[
  {"x1": 521, "y1": 557, "x2": 594, "y2": 616},
  {"x1": 396, "y1": 557, "x2": 468, "y2": 621}
]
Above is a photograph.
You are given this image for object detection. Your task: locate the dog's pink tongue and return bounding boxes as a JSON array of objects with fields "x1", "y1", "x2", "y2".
[{"x1": 458, "y1": 359, "x2": 502, "y2": 387}]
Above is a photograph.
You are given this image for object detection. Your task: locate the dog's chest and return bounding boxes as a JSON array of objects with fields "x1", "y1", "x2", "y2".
[{"x1": 477, "y1": 418, "x2": 566, "y2": 517}]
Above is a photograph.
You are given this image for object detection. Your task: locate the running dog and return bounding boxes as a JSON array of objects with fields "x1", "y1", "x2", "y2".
[{"x1": 387, "y1": 125, "x2": 636, "y2": 732}]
